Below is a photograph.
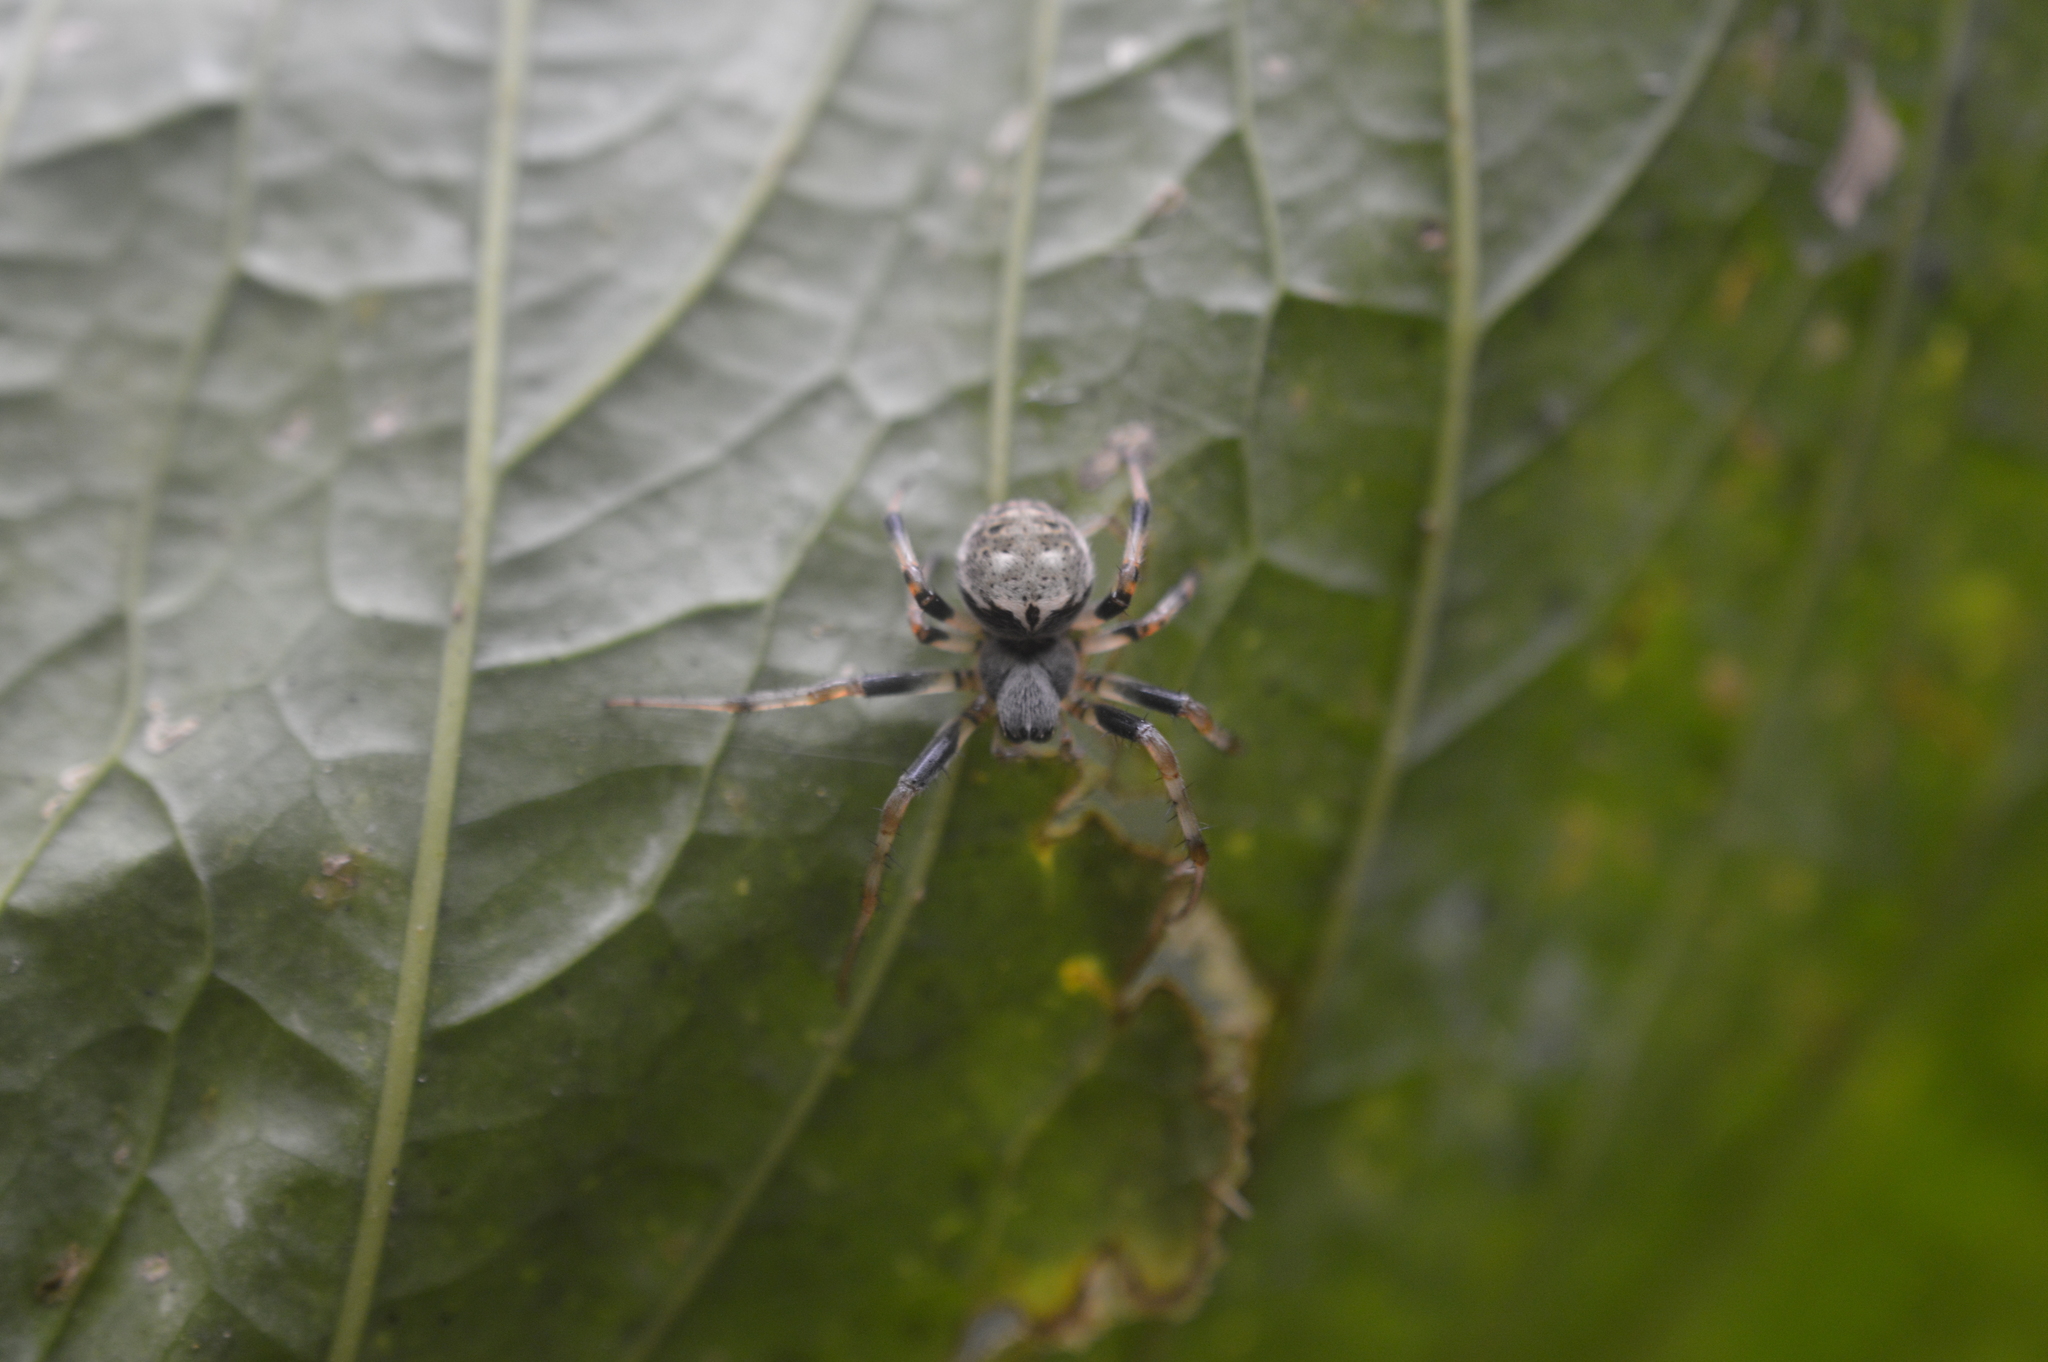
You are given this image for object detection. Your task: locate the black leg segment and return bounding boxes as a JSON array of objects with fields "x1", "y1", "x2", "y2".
[
  {"x1": 886, "y1": 490, "x2": 959, "y2": 621},
  {"x1": 1079, "y1": 701, "x2": 1209, "y2": 933},
  {"x1": 1080, "y1": 570, "x2": 1198, "y2": 655},
  {"x1": 1078, "y1": 671, "x2": 1238, "y2": 751},
  {"x1": 1090, "y1": 431, "x2": 1153, "y2": 623},
  {"x1": 842, "y1": 696, "x2": 993, "y2": 1002}
]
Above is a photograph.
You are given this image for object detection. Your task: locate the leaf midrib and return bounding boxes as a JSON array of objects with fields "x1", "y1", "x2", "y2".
[
  {"x1": 610, "y1": 88, "x2": 964, "y2": 1360},
  {"x1": 325, "y1": 3, "x2": 536, "y2": 1359},
  {"x1": 1289, "y1": 0, "x2": 1484, "y2": 1087},
  {"x1": 1273, "y1": 0, "x2": 1755, "y2": 1112},
  {"x1": 984, "y1": 0, "x2": 1064, "y2": 506}
]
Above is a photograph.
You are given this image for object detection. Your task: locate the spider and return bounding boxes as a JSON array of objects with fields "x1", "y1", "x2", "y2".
[{"x1": 609, "y1": 427, "x2": 1237, "y2": 1000}]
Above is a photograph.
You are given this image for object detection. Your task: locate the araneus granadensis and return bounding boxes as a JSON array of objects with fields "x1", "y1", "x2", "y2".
[{"x1": 609, "y1": 426, "x2": 1237, "y2": 1000}]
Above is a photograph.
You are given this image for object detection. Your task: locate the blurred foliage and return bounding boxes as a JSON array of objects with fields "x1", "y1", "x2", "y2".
[{"x1": 1, "y1": 0, "x2": 2045, "y2": 1359}]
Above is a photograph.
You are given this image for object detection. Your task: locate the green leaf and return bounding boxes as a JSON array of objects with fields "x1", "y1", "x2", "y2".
[{"x1": 4, "y1": 0, "x2": 2047, "y2": 1359}]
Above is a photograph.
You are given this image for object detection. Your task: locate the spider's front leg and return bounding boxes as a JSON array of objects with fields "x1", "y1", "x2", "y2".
[
  {"x1": 887, "y1": 489, "x2": 981, "y2": 651},
  {"x1": 905, "y1": 589, "x2": 978, "y2": 653},
  {"x1": 842, "y1": 694, "x2": 994, "y2": 1003},
  {"x1": 1078, "y1": 702, "x2": 1209, "y2": 938},
  {"x1": 607, "y1": 669, "x2": 975, "y2": 713},
  {"x1": 1077, "y1": 436, "x2": 1153, "y2": 628}
]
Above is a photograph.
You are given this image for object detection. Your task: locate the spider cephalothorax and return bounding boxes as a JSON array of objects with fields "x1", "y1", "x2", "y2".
[{"x1": 610, "y1": 427, "x2": 1235, "y2": 1000}]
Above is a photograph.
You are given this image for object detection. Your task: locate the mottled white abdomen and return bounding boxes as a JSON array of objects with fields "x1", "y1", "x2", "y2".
[{"x1": 955, "y1": 498, "x2": 1095, "y2": 637}]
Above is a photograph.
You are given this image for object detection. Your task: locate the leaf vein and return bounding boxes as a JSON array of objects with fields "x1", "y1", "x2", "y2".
[
  {"x1": 326, "y1": 3, "x2": 535, "y2": 1358},
  {"x1": 1477, "y1": 0, "x2": 1740, "y2": 325},
  {"x1": 985, "y1": 0, "x2": 1064, "y2": 504},
  {"x1": 0, "y1": 0, "x2": 64, "y2": 170},
  {"x1": 1289, "y1": 0, "x2": 1482, "y2": 1093},
  {"x1": 1409, "y1": 244, "x2": 1822, "y2": 761},
  {"x1": 0, "y1": 0, "x2": 291, "y2": 919},
  {"x1": 632, "y1": 0, "x2": 1066, "y2": 1345},
  {"x1": 500, "y1": 0, "x2": 881, "y2": 470},
  {"x1": 40, "y1": 2, "x2": 307, "y2": 1318}
]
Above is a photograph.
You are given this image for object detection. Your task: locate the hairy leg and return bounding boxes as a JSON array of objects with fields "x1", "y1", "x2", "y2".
[
  {"x1": 887, "y1": 490, "x2": 981, "y2": 649},
  {"x1": 1079, "y1": 702, "x2": 1209, "y2": 937},
  {"x1": 906, "y1": 591, "x2": 979, "y2": 652},
  {"x1": 1079, "y1": 429, "x2": 1154, "y2": 627},
  {"x1": 842, "y1": 696, "x2": 993, "y2": 1001},
  {"x1": 608, "y1": 669, "x2": 975, "y2": 713},
  {"x1": 1076, "y1": 671, "x2": 1237, "y2": 751},
  {"x1": 1078, "y1": 570, "x2": 1199, "y2": 655}
]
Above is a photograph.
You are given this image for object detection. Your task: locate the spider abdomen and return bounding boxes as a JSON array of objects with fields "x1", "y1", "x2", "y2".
[{"x1": 956, "y1": 499, "x2": 1094, "y2": 638}]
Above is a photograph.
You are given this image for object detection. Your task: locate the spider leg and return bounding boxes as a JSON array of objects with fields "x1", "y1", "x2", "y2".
[
  {"x1": 608, "y1": 669, "x2": 975, "y2": 713},
  {"x1": 887, "y1": 489, "x2": 981, "y2": 648},
  {"x1": 1079, "y1": 570, "x2": 1198, "y2": 655},
  {"x1": 1079, "y1": 702, "x2": 1208, "y2": 935},
  {"x1": 1076, "y1": 671, "x2": 1238, "y2": 752},
  {"x1": 841, "y1": 695, "x2": 994, "y2": 1002},
  {"x1": 906, "y1": 592, "x2": 979, "y2": 652},
  {"x1": 1080, "y1": 444, "x2": 1152, "y2": 627}
]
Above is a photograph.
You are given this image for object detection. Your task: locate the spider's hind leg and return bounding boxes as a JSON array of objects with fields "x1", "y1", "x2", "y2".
[
  {"x1": 841, "y1": 695, "x2": 993, "y2": 1003},
  {"x1": 1079, "y1": 702, "x2": 1209, "y2": 939},
  {"x1": 1076, "y1": 671, "x2": 1238, "y2": 751}
]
